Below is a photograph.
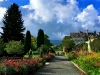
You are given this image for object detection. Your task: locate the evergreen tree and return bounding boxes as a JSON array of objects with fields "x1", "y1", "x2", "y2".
[
  {"x1": 0, "y1": 3, "x2": 25, "y2": 43},
  {"x1": 44, "y1": 34, "x2": 52, "y2": 47},
  {"x1": 24, "y1": 30, "x2": 31, "y2": 53},
  {"x1": 37, "y1": 29, "x2": 44, "y2": 48}
]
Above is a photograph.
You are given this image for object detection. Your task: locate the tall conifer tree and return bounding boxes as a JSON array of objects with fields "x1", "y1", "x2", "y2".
[
  {"x1": 0, "y1": 3, "x2": 25, "y2": 43},
  {"x1": 24, "y1": 30, "x2": 31, "y2": 53},
  {"x1": 37, "y1": 29, "x2": 44, "y2": 48}
]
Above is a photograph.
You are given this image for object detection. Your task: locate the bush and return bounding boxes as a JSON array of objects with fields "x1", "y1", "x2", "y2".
[
  {"x1": 90, "y1": 37, "x2": 100, "y2": 52},
  {"x1": 5, "y1": 40, "x2": 24, "y2": 55},
  {"x1": 83, "y1": 42, "x2": 88, "y2": 51},
  {"x1": 66, "y1": 52, "x2": 78, "y2": 60},
  {"x1": 37, "y1": 45, "x2": 49, "y2": 57},
  {"x1": 23, "y1": 55, "x2": 29, "y2": 58}
]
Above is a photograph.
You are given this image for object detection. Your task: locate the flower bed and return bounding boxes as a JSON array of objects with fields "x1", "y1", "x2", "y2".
[
  {"x1": 73, "y1": 52, "x2": 100, "y2": 75},
  {"x1": 42, "y1": 53, "x2": 55, "y2": 62},
  {"x1": 0, "y1": 57, "x2": 42, "y2": 75},
  {"x1": 0, "y1": 53, "x2": 55, "y2": 75}
]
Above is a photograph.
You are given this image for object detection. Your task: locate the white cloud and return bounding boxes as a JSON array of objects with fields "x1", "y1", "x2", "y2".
[
  {"x1": 22, "y1": 0, "x2": 79, "y2": 23},
  {"x1": 76, "y1": 4, "x2": 100, "y2": 30},
  {"x1": 0, "y1": 0, "x2": 3, "y2": 2},
  {"x1": 0, "y1": 7, "x2": 6, "y2": 33},
  {"x1": 17, "y1": 0, "x2": 100, "y2": 39},
  {"x1": 22, "y1": 0, "x2": 54, "y2": 23},
  {"x1": 0, "y1": 7, "x2": 6, "y2": 22},
  {"x1": 77, "y1": 5, "x2": 98, "y2": 22},
  {"x1": 21, "y1": 0, "x2": 81, "y2": 39},
  {"x1": 67, "y1": 0, "x2": 78, "y2": 5}
]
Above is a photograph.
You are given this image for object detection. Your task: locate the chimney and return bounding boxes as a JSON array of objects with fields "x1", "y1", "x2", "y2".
[{"x1": 86, "y1": 30, "x2": 88, "y2": 35}]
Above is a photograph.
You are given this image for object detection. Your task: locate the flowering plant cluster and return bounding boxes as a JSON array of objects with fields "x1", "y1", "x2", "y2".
[
  {"x1": 0, "y1": 53, "x2": 55, "y2": 75},
  {"x1": 42, "y1": 53, "x2": 55, "y2": 61},
  {"x1": 73, "y1": 52, "x2": 100, "y2": 75},
  {"x1": 0, "y1": 57, "x2": 42, "y2": 75}
]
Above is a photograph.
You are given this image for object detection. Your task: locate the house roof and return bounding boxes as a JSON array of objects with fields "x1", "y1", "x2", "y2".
[{"x1": 70, "y1": 32, "x2": 95, "y2": 38}]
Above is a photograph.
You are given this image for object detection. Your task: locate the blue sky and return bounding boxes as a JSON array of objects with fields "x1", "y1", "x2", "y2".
[{"x1": 0, "y1": 0, "x2": 100, "y2": 40}]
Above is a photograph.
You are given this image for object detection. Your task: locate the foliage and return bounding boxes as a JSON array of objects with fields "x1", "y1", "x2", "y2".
[
  {"x1": 66, "y1": 51, "x2": 78, "y2": 60},
  {"x1": 44, "y1": 34, "x2": 52, "y2": 47},
  {"x1": 24, "y1": 30, "x2": 31, "y2": 53},
  {"x1": 55, "y1": 51, "x2": 59, "y2": 55},
  {"x1": 32, "y1": 51, "x2": 39, "y2": 55},
  {"x1": 90, "y1": 37, "x2": 100, "y2": 52},
  {"x1": 31, "y1": 36, "x2": 37, "y2": 51},
  {"x1": 83, "y1": 42, "x2": 88, "y2": 50},
  {"x1": 5, "y1": 40, "x2": 24, "y2": 54},
  {"x1": 0, "y1": 3, "x2": 25, "y2": 43},
  {"x1": 37, "y1": 29, "x2": 44, "y2": 48},
  {"x1": 23, "y1": 55, "x2": 29, "y2": 58},
  {"x1": 37, "y1": 45, "x2": 49, "y2": 57},
  {"x1": 61, "y1": 36, "x2": 75, "y2": 52},
  {"x1": 42, "y1": 53, "x2": 55, "y2": 62},
  {"x1": 66, "y1": 53, "x2": 74, "y2": 60},
  {"x1": 90, "y1": 35, "x2": 95, "y2": 39},
  {"x1": 0, "y1": 57, "x2": 43, "y2": 75},
  {"x1": 73, "y1": 52, "x2": 100, "y2": 75},
  {"x1": 0, "y1": 39, "x2": 5, "y2": 54},
  {"x1": 32, "y1": 55, "x2": 39, "y2": 58},
  {"x1": 0, "y1": 53, "x2": 55, "y2": 75}
]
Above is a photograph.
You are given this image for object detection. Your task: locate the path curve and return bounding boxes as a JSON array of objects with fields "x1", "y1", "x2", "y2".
[{"x1": 34, "y1": 56, "x2": 84, "y2": 75}]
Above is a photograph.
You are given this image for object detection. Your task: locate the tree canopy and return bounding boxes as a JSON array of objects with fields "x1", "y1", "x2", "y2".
[
  {"x1": 61, "y1": 36, "x2": 75, "y2": 52},
  {"x1": 44, "y1": 34, "x2": 52, "y2": 47}
]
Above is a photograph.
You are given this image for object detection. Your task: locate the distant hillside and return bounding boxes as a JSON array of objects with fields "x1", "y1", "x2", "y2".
[{"x1": 50, "y1": 40, "x2": 62, "y2": 46}]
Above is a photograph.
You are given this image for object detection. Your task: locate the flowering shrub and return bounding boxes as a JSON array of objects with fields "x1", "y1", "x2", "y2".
[
  {"x1": 42, "y1": 53, "x2": 55, "y2": 62},
  {"x1": 0, "y1": 57, "x2": 42, "y2": 75},
  {"x1": 0, "y1": 53, "x2": 55, "y2": 75}
]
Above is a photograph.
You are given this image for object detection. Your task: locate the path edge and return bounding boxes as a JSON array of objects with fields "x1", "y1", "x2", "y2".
[{"x1": 71, "y1": 61, "x2": 87, "y2": 75}]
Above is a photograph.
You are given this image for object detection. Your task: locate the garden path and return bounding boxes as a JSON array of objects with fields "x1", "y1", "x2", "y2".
[{"x1": 34, "y1": 56, "x2": 84, "y2": 75}]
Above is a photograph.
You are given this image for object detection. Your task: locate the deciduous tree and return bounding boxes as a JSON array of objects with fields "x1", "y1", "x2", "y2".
[{"x1": 61, "y1": 36, "x2": 75, "y2": 52}]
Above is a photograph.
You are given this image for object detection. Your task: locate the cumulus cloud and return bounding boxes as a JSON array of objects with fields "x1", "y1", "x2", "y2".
[
  {"x1": 21, "y1": 0, "x2": 81, "y2": 39},
  {"x1": 22, "y1": 0, "x2": 79, "y2": 23},
  {"x1": 76, "y1": 4, "x2": 100, "y2": 30},
  {"x1": 21, "y1": 0, "x2": 100, "y2": 40},
  {"x1": 0, "y1": 7, "x2": 6, "y2": 21}
]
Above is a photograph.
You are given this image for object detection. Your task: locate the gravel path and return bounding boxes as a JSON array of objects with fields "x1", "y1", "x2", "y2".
[{"x1": 34, "y1": 56, "x2": 84, "y2": 75}]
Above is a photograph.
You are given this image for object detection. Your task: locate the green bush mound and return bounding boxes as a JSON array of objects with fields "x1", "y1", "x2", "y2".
[{"x1": 5, "y1": 40, "x2": 24, "y2": 55}]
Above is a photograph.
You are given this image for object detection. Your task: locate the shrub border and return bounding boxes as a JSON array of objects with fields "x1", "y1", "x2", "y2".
[{"x1": 71, "y1": 61, "x2": 87, "y2": 75}]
